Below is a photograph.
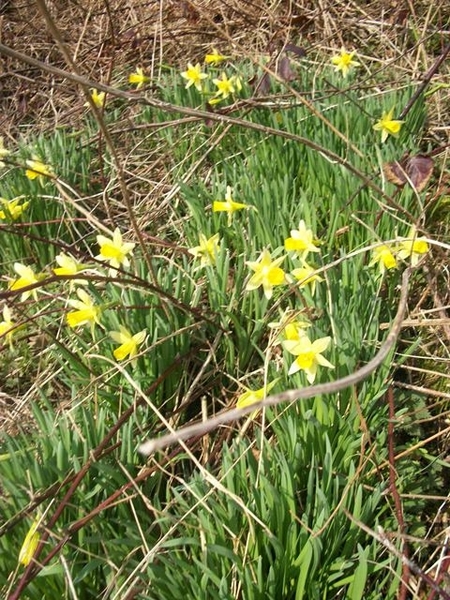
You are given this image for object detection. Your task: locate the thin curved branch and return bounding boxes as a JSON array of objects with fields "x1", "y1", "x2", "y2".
[
  {"x1": 0, "y1": 41, "x2": 401, "y2": 213},
  {"x1": 139, "y1": 267, "x2": 413, "y2": 454}
]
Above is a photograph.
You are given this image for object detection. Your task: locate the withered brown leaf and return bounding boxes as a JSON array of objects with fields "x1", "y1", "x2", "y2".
[{"x1": 383, "y1": 154, "x2": 434, "y2": 192}]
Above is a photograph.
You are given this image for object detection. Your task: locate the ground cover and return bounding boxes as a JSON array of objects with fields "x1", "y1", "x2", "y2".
[{"x1": 0, "y1": 1, "x2": 449, "y2": 598}]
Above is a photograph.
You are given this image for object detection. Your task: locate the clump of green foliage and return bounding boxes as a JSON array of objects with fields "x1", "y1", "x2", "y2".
[{"x1": 0, "y1": 44, "x2": 445, "y2": 599}]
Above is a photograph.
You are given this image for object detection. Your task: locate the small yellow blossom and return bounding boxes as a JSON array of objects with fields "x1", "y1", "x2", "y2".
[
  {"x1": 85, "y1": 88, "x2": 106, "y2": 109},
  {"x1": 96, "y1": 228, "x2": 135, "y2": 271},
  {"x1": 398, "y1": 226, "x2": 429, "y2": 266},
  {"x1": 205, "y1": 48, "x2": 229, "y2": 65},
  {"x1": 0, "y1": 305, "x2": 16, "y2": 350},
  {"x1": 0, "y1": 196, "x2": 29, "y2": 220},
  {"x1": 181, "y1": 63, "x2": 208, "y2": 92},
  {"x1": 53, "y1": 252, "x2": 90, "y2": 286},
  {"x1": 246, "y1": 249, "x2": 286, "y2": 300},
  {"x1": 236, "y1": 379, "x2": 279, "y2": 418},
  {"x1": 211, "y1": 73, "x2": 237, "y2": 99},
  {"x1": 283, "y1": 334, "x2": 334, "y2": 383},
  {"x1": 110, "y1": 326, "x2": 146, "y2": 363},
  {"x1": 212, "y1": 186, "x2": 249, "y2": 225},
  {"x1": 9, "y1": 263, "x2": 41, "y2": 301},
  {"x1": 188, "y1": 233, "x2": 220, "y2": 267},
  {"x1": 291, "y1": 262, "x2": 323, "y2": 295},
  {"x1": 18, "y1": 518, "x2": 41, "y2": 567},
  {"x1": 128, "y1": 67, "x2": 150, "y2": 89},
  {"x1": 25, "y1": 158, "x2": 55, "y2": 184},
  {"x1": 209, "y1": 73, "x2": 242, "y2": 104},
  {"x1": 282, "y1": 321, "x2": 311, "y2": 343},
  {"x1": 66, "y1": 288, "x2": 101, "y2": 333},
  {"x1": 331, "y1": 48, "x2": 360, "y2": 77},
  {"x1": 369, "y1": 244, "x2": 398, "y2": 275},
  {"x1": 284, "y1": 220, "x2": 320, "y2": 258},
  {"x1": 233, "y1": 76, "x2": 243, "y2": 92},
  {"x1": 53, "y1": 253, "x2": 83, "y2": 276},
  {"x1": 269, "y1": 310, "x2": 311, "y2": 337},
  {"x1": 373, "y1": 107, "x2": 404, "y2": 143},
  {"x1": 0, "y1": 137, "x2": 11, "y2": 168}
]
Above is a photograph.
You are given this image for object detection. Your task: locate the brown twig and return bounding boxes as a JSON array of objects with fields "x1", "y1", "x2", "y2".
[
  {"x1": 33, "y1": 0, "x2": 160, "y2": 291},
  {"x1": 427, "y1": 553, "x2": 450, "y2": 600},
  {"x1": 399, "y1": 42, "x2": 450, "y2": 120},
  {"x1": 344, "y1": 510, "x2": 450, "y2": 600}
]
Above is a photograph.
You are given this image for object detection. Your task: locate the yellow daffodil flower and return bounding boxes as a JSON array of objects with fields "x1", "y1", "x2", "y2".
[
  {"x1": 181, "y1": 63, "x2": 208, "y2": 91},
  {"x1": 284, "y1": 334, "x2": 334, "y2": 383},
  {"x1": 282, "y1": 321, "x2": 311, "y2": 342},
  {"x1": 9, "y1": 263, "x2": 41, "y2": 301},
  {"x1": 369, "y1": 244, "x2": 398, "y2": 274},
  {"x1": 0, "y1": 196, "x2": 29, "y2": 220},
  {"x1": 66, "y1": 288, "x2": 101, "y2": 333},
  {"x1": 233, "y1": 76, "x2": 243, "y2": 91},
  {"x1": 205, "y1": 48, "x2": 229, "y2": 65},
  {"x1": 211, "y1": 73, "x2": 237, "y2": 99},
  {"x1": 397, "y1": 226, "x2": 429, "y2": 266},
  {"x1": 85, "y1": 88, "x2": 106, "y2": 109},
  {"x1": 25, "y1": 157, "x2": 55, "y2": 184},
  {"x1": 0, "y1": 137, "x2": 11, "y2": 168},
  {"x1": 96, "y1": 228, "x2": 135, "y2": 271},
  {"x1": 110, "y1": 326, "x2": 146, "y2": 363},
  {"x1": 53, "y1": 252, "x2": 90, "y2": 287},
  {"x1": 0, "y1": 305, "x2": 16, "y2": 350},
  {"x1": 284, "y1": 220, "x2": 320, "y2": 257},
  {"x1": 18, "y1": 518, "x2": 41, "y2": 567},
  {"x1": 373, "y1": 107, "x2": 404, "y2": 143},
  {"x1": 188, "y1": 233, "x2": 220, "y2": 267},
  {"x1": 209, "y1": 73, "x2": 242, "y2": 104},
  {"x1": 236, "y1": 378, "x2": 279, "y2": 418},
  {"x1": 212, "y1": 186, "x2": 249, "y2": 224},
  {"x1": 245, "y1": 249, "x2": 286, "y2": 300},
  {"x1": 128, "y1": 67, "x2": 150, "y2": 89},
  {"x1": 331, "y1": 48, "x2": 360, "y2": 77},
  {"x1": 53, "y1": 253, "x2": 84, "y2": 276},
  {"x1": 291, "y1": 262, "x2": 323, "y2": 295},
  {"x1": 269, "y1": 310, "x2": 311, "y2": 338}
]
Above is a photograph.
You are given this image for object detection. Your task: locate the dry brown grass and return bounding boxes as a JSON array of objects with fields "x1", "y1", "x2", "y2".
[{"x1": 2, "y1": 0, "x2": 448, "y2": 135}]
